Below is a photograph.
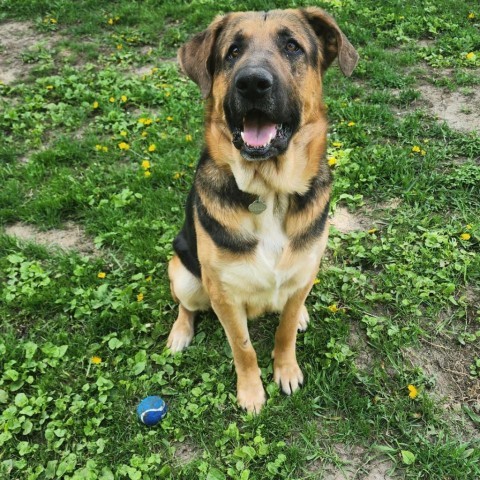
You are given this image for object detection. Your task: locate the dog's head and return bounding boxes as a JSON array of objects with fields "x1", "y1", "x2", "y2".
[{"x1": 178, "y1": 8, "x2": 358, "y2": 162}]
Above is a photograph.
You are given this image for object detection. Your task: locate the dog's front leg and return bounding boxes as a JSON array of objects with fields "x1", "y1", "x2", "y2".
[
  {"x1": 209, "y1": 296, "x2": 266, "y2": 413},
  {"x1": 273, "y1": 283, "x2": 312, "y2": 395}
]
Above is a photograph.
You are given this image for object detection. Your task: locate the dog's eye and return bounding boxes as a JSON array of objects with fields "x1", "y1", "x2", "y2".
[
  {"x1": 285, "y1": 39, "x2": 302, "y2": 54},
  {"x1": 227, "y1": 45, "x2": 240, "y2": 60}
]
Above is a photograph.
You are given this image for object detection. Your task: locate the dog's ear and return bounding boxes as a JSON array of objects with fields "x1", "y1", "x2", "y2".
[
  {"x1": 301, "y1": 7, "x2": 359, "y2": 76},
  {"x1": 178, "y1": 15, "x2": 229, "y2": 98}
]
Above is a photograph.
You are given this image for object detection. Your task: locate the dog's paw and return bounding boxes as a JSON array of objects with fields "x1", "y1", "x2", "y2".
[
  {"x1": 297, "y1": 305, "x2": 310, "y2": 332},
  {"x1": 237, "y1": 377, "x2": 266, "y2": 414},
  {"x1": 166, "y1": 322, "x2": 194, "y2": 353},
  {"x1": 274, "y1": 360, "x2": 304, "y2": 395}
]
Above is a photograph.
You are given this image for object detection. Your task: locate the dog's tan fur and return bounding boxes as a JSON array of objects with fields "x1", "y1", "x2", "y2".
[{"x1": 167, "y1": 8, "x2": 358, "y2": 412}]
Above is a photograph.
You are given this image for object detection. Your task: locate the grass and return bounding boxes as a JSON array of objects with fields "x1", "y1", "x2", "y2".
[{"x1": 1, "y1": 0, "x2": 479, "y2": 479}]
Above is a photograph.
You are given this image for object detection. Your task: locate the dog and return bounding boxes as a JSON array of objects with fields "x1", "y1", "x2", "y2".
[{"x1": 167, "y1": 7, "x2": 358, "y2": 413}]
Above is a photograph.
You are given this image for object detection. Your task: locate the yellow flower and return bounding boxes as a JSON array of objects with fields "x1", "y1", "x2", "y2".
[
  {"x1": 95, "y1": 145, "x2": 103, "y2": 151},
  {"x1": 46, "y1": 85, "x2": 54, "y2": 90},
  {"x1": 328, "y1": 304, "x2": 339, "y2": 313},
  {"x1": 93, "y1": 101, "x2": 99, "y2": 109},
  {"x1": 146, "y1": 276, "x2": 152, "y2": 282},
  {"x1": 91, "y1": 356, "x2": 102, "y2": 364},
  {"x1": 166, "y1": 116, "x2": 173, "y2": 121},
  {"x1": 141, "y1": 160, "x2": 151, "y2": 170},
  {"x1": 120, "y1": 130, "x2": 127, "y2": 137},
  {"x1": 408, "y1": 384, "x2": 418, "y2": 399},
  {"x1": 313, "y1": 278, "x2": 320, "y2": 285},
  {"x1": 327, "y1": 157, "x2": 337, "y2": 166},
  {"x1": 332, "y1": 141, "x2": 343, "y2": 148},
  {"x1": 412, "y1": 145, "x2": 421, "y2": 153},
  {"x1": 460, "y1": 233, "x2": 471, "y2": 241},
  {"x1": 420, "y1": 149, "x2": 426, "y2": 156},
  {"x1": 117, "y1": 44, "x2": 123, "y2": 50},
  {"x1": 368, "y1": 228, "x2": 378, "y2": 234},
  {"x1": 185, "y1": 134, "x2": 193, "y2": 142},
  {"x1": 148, "y1": 144, "x2": 156, "y2": 152},
  {"x1": 97, "y1": 272, "x2": 106, "y2": 279},
  {"x1": 138, "y1": 117, "x2": 153, "y2": 125},
  {"x1": 137, "y1": 293, "x2": 144, "y2": 302},
  {"x1": 121, "y1": 95, "x2": 127, "y2": 102},
  {"x1": 347, "y1": 121, "x2": 356, "y2": 127},
  {"x1": 165, "y1": 92, "x2": 171, "y2": 97},
  {"x1": 109, "y1": 97, "x2": 115, "y2": 103},
  {"x1": 141, "y1": 131, "x2": 148, "y2": 137},
  {"x1": 50, "y1": 18, "x2": 57, "y2": 24},
  {"x1": 144, "y1": 170, "x2": 151, "y2": 178},
  {"x1": 466, "y1": 224, "x2": 472, "y2": 230},
  {"x1": 468, "y1": 13, "x2": 475, "y2": 19},
  {"x1": 107, "y1": 18, "x2": 114, "y2": 25},
  {"x1": 173, "y1": 172, "x2": 181, "y2": 180},
  {"x1": 466, "y1": 52, "x2": 476, "y2": 61},
  {"x1": 118, "y1": 142, "x2": 130, "y2": 150}
]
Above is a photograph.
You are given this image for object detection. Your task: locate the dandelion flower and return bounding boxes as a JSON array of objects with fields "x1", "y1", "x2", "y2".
[
  {"x1": 95, "y1": 145, "x2": 103, "y2": 151},
  {"x1": 107, "y1": 18, "x2": 114, "y2": 25},
  {"x1": 144, "y1": 170, "x2": 151, "y2": 178},
  {"x1": 91, "y1": 356, "x2": 102, "y2": 364},
  {"x1": 141, "y1": 131, "x2": 148, "y2": 137},
  {"x1": 118, "y1": 142, "x2": 130, "y2": 150},
  {"x1": 327, "y1": 157, "x2": 337, "y2": 166},
  {"x1": 148, "y1": 144, "x2": 156, "y2": 152},
  {"x1": 93, "y1": 101, "x2": 99, "y2": 109},
  {"x1": 141, "y1": 160, "x2": 151, "y2": 170},
  {"x1": 46, "y1": 85, "x2": 54, "y2": 90},
  {"x1": 466, "y1": 52, "x2": 476, "y2": 61},
  {"x1": 328, "y1": 304, "x2": 339, "y2": 313},
  {"x1": 468, "y1": 13, "x2": 475, "y2": 19},
  {"x1": 466, "y1": 224, "x2": 472, "y2": 230},
  {"x1": 146, "y1": 276, "x2": 152, "y2": 282},
  {"x1": 97, "y1": 272, "x2": 106, "y2": 279},
  {"x1": 313, "y1": 278, "x2": 320, "y2": 285},
  {"x1": 121, "y1": 95, "x2": 127, "y2": 102},
  {"x1": 332, "y1": 141, "x2": 343, "y2": 148},
  {"x1": 368, "y1": 228, "x2": 378, "y2": 234},
  {"x1": 408, "y1": 384, "x2": 418, "y2": 399},
  {"x1": 460, "y1": 233, "x2": 471, "y2": 241},
  {"x1": 109, "y1": 97, "x2": 115, "y2": 103},
  {"x1": 412, "y1": 145, "x2": 421, "y2": 153},
  {"x1": 166, "y1": 116, "x2": 173, "y2": 121},
  {"x1": 137, "y1": 293, "x2": 144, "y2": 302},
  {"x1": 102, "y1": 146, "x2": 108, "y2": 152},
  {"x1": 120, "y1": 130, "x2": 127, "y2": 137},
  {"x1": 347, "y1": 121, "x2": 356, "y2": 127},
  {"x1": 173, "y1": 172, "x2": 181, "y2": 180},
  {"x1": 185, "y1": 134, "x2": 193, "y2": 142}
]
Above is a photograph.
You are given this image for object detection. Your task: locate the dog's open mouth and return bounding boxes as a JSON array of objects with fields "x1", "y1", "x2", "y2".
[{"x1": 231, "y1": 110, "x2": 292, "y2": 161}]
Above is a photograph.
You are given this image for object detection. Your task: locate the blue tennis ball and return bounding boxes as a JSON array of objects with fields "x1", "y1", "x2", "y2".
[{"x1": 137, "y1": 396, "x2": 167, "y2": 426}]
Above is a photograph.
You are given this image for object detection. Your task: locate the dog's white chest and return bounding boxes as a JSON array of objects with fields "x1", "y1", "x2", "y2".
[{"x1": 220, "y1": 194, "x2": 309, "y2": 312}]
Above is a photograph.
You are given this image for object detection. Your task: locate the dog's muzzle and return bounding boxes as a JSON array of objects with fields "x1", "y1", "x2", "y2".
[{"x1": 225, "y1": 65, "x2": 296, "y2": 161}]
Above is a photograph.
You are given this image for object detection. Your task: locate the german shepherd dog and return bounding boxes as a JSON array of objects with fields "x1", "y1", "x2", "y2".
[{"x1": 167, "y1": 8, "x2": 358, "y2": 413}]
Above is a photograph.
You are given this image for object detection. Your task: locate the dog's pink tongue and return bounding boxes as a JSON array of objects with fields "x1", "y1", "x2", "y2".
[{"x1": 243, "y1": 117, "x2": 276, "y2": 147}]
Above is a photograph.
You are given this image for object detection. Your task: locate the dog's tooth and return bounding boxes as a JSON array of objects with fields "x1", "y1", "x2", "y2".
[{"x1": 241, "y1": 131, "x2": 245, "y2": 142}]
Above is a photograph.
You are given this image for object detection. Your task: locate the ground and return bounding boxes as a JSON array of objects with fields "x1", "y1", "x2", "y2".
[{"x1": 0, "y1": 1, "x2": 479, "y2": 479}]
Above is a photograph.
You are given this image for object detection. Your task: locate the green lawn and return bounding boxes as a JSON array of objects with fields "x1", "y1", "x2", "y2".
[{"x1": 1, "y1": 1, "x2": 479, "y2": 479}]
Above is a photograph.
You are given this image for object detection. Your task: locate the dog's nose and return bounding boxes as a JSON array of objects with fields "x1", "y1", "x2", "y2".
[{"x1": 235, "y1": 67, "x2": 273, "y2": 100}]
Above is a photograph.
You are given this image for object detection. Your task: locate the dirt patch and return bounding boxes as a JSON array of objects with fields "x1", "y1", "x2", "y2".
[
  {"x1": 0, "y1": 21, "x2": 59, "y2": 84},
  {"x1": 316, "y1": 444, "x2": 396, "y2": 479},
  {"x1": 5, "y1": 221, "x2": 98, "y2": 256},
  {"x1": 404, "y1": 336, "x2": 480, "y2": 439},
  {"x1": 330, "y1": 207, "x2": 371, "y2": 234},
  {"x1": 417, "y1": 83, "x2": 480, "y2": 132},
  {"x1": 172, "y1": 441, "x2": 201, "y2": 466}
]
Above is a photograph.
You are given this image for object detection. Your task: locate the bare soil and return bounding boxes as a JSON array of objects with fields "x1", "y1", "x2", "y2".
[
  {"x1": 0, "y1": 21, "x2": 59, "y2": 84},
  {"x1": 5, "y1": 222, "x2": 98, "y2": 256}
]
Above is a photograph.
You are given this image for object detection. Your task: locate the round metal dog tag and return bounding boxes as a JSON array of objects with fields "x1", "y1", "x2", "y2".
[{"x1": 248, "y1": 198, "x2": 267, "y2": 214}]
